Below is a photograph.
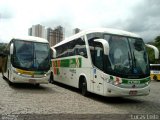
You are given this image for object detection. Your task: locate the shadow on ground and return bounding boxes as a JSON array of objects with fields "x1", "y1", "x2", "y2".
[
  {"x1": 51, "y1": 81, "x2": 143, "y2": 105},
  {"x1": 2, "y1": 76, "x2": 55, "y2": 93}
]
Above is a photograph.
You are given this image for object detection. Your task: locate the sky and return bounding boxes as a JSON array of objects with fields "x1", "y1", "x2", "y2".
[{"x1": 0, "y1": 0, "x2": 160, "y2": 43}]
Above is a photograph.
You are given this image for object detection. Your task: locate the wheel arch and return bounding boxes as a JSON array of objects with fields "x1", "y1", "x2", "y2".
[{"x1": 78, "y1": 74, "x2": 88, "y2": 90}]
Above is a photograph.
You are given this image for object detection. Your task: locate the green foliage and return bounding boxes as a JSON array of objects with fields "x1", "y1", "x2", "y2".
[
  {"x1": 155, "y1": 36, "x2": 160, "y2": 43},
  {"x1": 0, "y1": 43, "x2": 7, "y2": 53}
]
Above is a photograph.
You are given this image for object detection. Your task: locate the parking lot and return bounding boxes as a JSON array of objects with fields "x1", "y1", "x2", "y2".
[{"x1": 0, "y1": 74, "x2": 160, "y2": 120}]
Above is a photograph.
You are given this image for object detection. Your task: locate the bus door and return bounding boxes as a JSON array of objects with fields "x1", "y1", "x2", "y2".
[{"x1": 92, "y1": 45, "x2": 104, "y2": 95}]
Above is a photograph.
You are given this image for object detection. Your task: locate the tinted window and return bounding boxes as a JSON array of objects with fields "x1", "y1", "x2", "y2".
[{"x1": 55, "y1": 37, "x2": 87, "y2": 58}]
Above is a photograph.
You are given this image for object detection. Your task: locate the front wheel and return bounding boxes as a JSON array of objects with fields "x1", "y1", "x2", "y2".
[
  {"x1": 35, "y1": 83, "x2": 40, "y2": 87},
  {"x1": 81, "y1": 79, "x2": 88, "y2": 96},
  {"x1": 49, "y1": 72, "x2": 54, "y2": 84},
  {"x1": 8, "y1": 70, "x2": 13, "y2": 86}
]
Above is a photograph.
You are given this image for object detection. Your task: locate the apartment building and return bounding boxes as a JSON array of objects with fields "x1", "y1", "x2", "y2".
[{"x1": 28, "y1": 24, "x2": 45, "y2": 38}]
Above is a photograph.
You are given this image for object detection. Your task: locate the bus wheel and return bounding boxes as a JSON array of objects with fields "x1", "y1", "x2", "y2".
[
  {"x1": 35, "y1": 83, "x2": 40, "y2": 87},
  {"x1": 8, "y1": 71, "x2": 13, "y2": 86},
  {"x1": 80, "y1": 78, "x2": 88, "y2": 96},
  {"x1": 2, "y1": 75, "x2": 5, "y2": 80},
  {"x1": 8, "y1": 81, "x2": 13, "y2": 86},
  {"x1": 153, "y1": 75, "x2": 158, "y2": 81},
  {"x1": 49, "y1": 72, "x2": 54, "y2": 84}
]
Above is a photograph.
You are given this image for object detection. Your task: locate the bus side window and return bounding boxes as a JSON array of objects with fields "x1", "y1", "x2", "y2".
[
  {"x1": 74, "y1": 37, "x2": 87, "y2": 58},
  {"x1": 94, "y1": 43, "x2": 104, "y2": 70},
  {"x1": 88, "y1": 36, "x2": 101, "y2": 67}
]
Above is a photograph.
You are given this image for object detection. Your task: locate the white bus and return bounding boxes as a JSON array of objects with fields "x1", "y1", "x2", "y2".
[
  {"x1": 1, "y1": 36, "x2": 51, "y2": 86},
  {"x1": 51, "y1": 28, "x2": 150, "y2": 96}
]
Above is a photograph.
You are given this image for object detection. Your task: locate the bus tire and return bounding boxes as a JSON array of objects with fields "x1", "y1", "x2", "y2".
[
  {"x1": 49, "y1": 72, "x2": 54, "y2": 84},
  {"x1": 8, "y1": 70, "x2": 10, "y2": 80},
  {"x1": 8, "y1": 80, "x2": 13, "y2": 86},
  {"x1": 8, "y1": 70, "x2": 13, "y2": 86},
  {"x1": 2, "y1": 73, "x2": 6, "y2": 80},
  {"x1": 153, "y1": 75, "x2": 158, "y2": 81},
  {"x1": 35, "y1": 83, "x2": 40, "y2": 87},
  {"x1": 79, "y1": 77, "x2": 88, "y2": 96}
]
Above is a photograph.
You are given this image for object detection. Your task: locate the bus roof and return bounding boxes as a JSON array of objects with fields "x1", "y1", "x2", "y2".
[
  {"x1": 53, "y1": 28, "x2": 141, "y2": 48},
  {"x1": 11, "y1": 36, "x2": 49, "y2": 43}
]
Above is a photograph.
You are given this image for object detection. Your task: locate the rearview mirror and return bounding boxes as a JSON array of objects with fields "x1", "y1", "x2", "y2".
[
  {"x1": 10, "y1": 43, "x2": 14, "y2": 55},
  {"x1": 51, "y1": 47, "x2": 56, "y2": 58},
  {"x1": 145, "y1": 44, "x2": 159, "y2": 59},
  {"x1": 94, "y1": 39, "x2": 109, "y2": 55}
]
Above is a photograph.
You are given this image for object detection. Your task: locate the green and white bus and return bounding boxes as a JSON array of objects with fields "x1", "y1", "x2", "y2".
[
  {"x1": 1, "y1": 36, "x2": 51, "y2": 86},
  {"x1": 51, "y1": 28, "x2": 150, "y2": 96}
]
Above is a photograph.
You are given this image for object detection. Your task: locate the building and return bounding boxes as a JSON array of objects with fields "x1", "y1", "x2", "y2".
[
  {"x1": 45, "y1": 28, "x2": 55, "y2": 47},
  {"x1": 53, "y1": 26, "x2": 64, "y2": 44},
  {"x1": 73, "y1": 28, "x2": 81, "y2": 34},
  {"x1": 28, "y1": 24, "x2": 45, "y2": 38},
  {"x1": 45, "y1": 26, "x2": 64, "y2": 47},
  {"x1": 29, "y1": 25, "x2": 64, "y2": 47}
]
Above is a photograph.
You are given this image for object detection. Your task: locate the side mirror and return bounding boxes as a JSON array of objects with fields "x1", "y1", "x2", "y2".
[
  {"x1": 94, "y1": 39, "x2": 109, "y2": 55},
  {"x1": 10, "y1": 43, "x2": 14, "y2": 55},
  {"x1": 51, "y1": 47, "x2": 56, "y2": 58},
  {"x1": 145, "y1": 44, "x2": 159, "y2": 59}
]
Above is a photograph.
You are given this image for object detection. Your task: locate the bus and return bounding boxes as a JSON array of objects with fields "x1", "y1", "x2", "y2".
[
  {"x1": 51, "y1": 28, "x2": 150, "y2": 97},
  {"x1": 150, "y1": 64, "x2": 160, "y2": 81},
  {"x1": 1, "y1": 36, "x2": 51, "y2": 86}
]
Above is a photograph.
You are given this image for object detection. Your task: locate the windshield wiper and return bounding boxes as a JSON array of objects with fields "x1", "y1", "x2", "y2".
[
  {"x1": 132, "y1": 51, "x2": 136, "y2": 67},
  {"x1": 126, "y1": 51, "x2": 133, "y2": 74},
  {"x1": 128, "y1": 52, "x2": 131, "y2": 67}
]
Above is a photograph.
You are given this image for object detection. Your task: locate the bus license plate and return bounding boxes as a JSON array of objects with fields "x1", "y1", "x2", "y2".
[
  {"x1": 153, "y1": 71, "x2": 159, "y2": 74},
  {"x1": 29, "y1": 79, "x2": 36, "y2": 83},
  {"x1": 129, "y1": 90, "x2": 137, "y2": 95}
]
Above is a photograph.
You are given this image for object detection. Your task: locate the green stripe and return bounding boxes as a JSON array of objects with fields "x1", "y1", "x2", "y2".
[
  {"x1": 122, "y1": 77, "x2": 150, "y2": 84},
  {"x1": 54, "y1": 58, "x2": 82, "y2": 68},
  {"x1": 110, "y1": 75, "x2": 150, "y2": 84},
  {"x1": 61, "y1": 59, "x2": 70, "y2": 67}
]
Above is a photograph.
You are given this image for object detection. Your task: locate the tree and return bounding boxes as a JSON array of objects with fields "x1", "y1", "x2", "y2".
[
  {"x1": 0, "y1": 43, "x2": 7, "y2": 53},
  {"x1": 155, "y1": 36, "x2": 160, "y2": 43}
]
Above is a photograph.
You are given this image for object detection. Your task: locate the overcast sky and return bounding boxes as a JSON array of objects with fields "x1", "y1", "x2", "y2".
[{"x1": 0, "y1": 0, "x2": 160, "y2": 43}]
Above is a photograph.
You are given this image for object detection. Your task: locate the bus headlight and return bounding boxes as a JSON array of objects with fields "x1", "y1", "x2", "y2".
[
  {"x1": 145, "y1": 80, "x2": 150, "y2": 85},
  {"x1": 13, "y1": 69, "x2": 21, "y2": 75},
  {"x1": 44, "y1": 71, "x2": 51, "y2": 77}
]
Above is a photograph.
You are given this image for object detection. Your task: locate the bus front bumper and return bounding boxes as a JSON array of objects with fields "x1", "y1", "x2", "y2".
[
  {"x1": 105, "y1": 84, "x2": 150, "y2": 97},
  {"x1": 11, "y1": 72, "x2": 49, "y2": 84}
]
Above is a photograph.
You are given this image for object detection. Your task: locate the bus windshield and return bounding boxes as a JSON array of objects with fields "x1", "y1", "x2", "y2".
[
  {"x1": 88, "y1": 33, "x2": 150, "y2": 78},
  {"x1": 12, "y1": 40, "x2": 50, "y2": 71},
  {"x1": 107, "y1": 35, "x2": 149, "y2": 78}
]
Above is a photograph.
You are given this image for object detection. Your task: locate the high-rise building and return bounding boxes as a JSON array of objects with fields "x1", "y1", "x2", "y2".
[
  {"x1": 45, "y1": 28, "x2": 55, "y2": 47},
  {"x1": 73, "y1": 28, "x2": 81, "y2": 34},
  {"x1": 28, "y1": 24, "x2": 45, "y2": 38},
  {"x1": 53, "y1": 26, "x2": 64, "y2": 44},
  {"x1": 28, "y1": 28, "x2": 32, "y2": 36},
  {"x1": 29, "y1": 25, "x2": 64, "y2": 47}
]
